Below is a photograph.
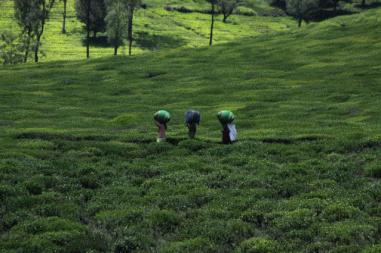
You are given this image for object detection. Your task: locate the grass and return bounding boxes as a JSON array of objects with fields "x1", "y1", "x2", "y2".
[
  {"x1": 1, "y1": 4, "x2": 381, "y2": 253},
  {"x1": 0, "y1": 0, "x2": 293, "y2": 62}
]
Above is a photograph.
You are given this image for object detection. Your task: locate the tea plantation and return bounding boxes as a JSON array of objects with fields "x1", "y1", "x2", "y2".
[
  {"x1": 1, "y1": 5, "x2": 381, "y2": 253},
  {"x1": 0, "y1": 0, "x2": 293, "y2": 61}
]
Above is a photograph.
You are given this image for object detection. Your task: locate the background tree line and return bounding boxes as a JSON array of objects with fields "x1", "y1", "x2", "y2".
[
  {"x1": 1, "y1": 0, "x2": 242, "y2": 63},
  {"x1": 0, "y1": 0, "x2": 372, "y2": 64}
]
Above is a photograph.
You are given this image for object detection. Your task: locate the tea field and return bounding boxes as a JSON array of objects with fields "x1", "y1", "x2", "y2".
[
  {"x1": 0, "y1": 0, "x2": 293, "y2": 62},
  {"x1": 1, "y1": 6, "x2": 381, "y2": 253}
]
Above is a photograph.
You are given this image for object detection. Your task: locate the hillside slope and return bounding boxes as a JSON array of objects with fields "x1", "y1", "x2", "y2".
[
  {"x1": 0, "y1": 0, "x2": 292, "y2": 62},
  {"x1": 1, "y1": 8, "x2": 381, "y2": 253}
]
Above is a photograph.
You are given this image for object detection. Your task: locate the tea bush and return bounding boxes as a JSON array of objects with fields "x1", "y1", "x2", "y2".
[{"x1": 1, "y1": 7, "x2": 381, "y2": 253}]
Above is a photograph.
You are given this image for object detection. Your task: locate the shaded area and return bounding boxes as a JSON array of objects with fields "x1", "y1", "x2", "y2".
[
  {"x1": 135, "y1": 32, "x2": 186, "y2": 50},
  {"x1": 309, "y1": 9, "x2": 357, "y2": 22},
  {"x1": 81, "y1": 36, "x2": 110, "y2": 48}
]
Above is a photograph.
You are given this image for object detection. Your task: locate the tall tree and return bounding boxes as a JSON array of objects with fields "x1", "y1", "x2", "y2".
[
  {"x1": 207, "y1": 0, "x2": 218, "y2": 46},
  {"x1": 218, "y1": 0, "x2": 241, "y2": 23},
  {"x1": 29, "y1": 0, "x2": 56, "y2": 63},
  {"x1": 124, "y1": 0, "x2": 141, "y2": 56},
  {"x1": 76, "y1": 0, "x2": 107, "y2": 38},
  {"x1": 14, "y1": 0, "x2": 35, "y2": 62},
  {"x1": 105, "y1": 0, "x2": 128, "y2": 55},
  {"x1": 286, "y1": 0, "x2": 319, "y2": 27},
  {"x1": 61, "y1": 0, "x2": 67, "y2": 33}
]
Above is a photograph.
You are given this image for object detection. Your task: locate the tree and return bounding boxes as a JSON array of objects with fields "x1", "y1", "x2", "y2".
[
  {"x1": 286, "y1": 0, "x2": 319, "y2": 27},
  {"x1": 0, "y1": 31, "x2": 25, "y2": 64},
  {"x1": 61, "y1": 0, "x2": 68, "y2": 33},
  {"x1": 122, "y1": 0, "x2": 141, "y2": 56},
  {"x1": 76, "y1": 0, "x2": 107, "y2": 38},
  {"x1": 32, "y1": 0, "x2": 56, "y2": 63},
  {"x1": 105, "y1": 0, "x2": 128, "y2": 55},
  {"x1": 14, "y1": 0, "x2": 36, "y2": 63},
  {"x1": 76, "y1": 0, "x2": 92, "y2": 58},
  {"x1": 206, "y1": 0, "x2": 218, "y2": 46},
  {"x1": 218, "y1": 0, "x2": 241, "y2": 23},
  {"x1": 320, "y1": 0, "x2": 350, "y2": 14}
]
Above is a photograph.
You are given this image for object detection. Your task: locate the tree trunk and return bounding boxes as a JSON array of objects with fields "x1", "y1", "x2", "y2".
[
  {"x1": 86, "y1": 0, "x2": 91, "y2": 59},
  {"x1": 114, "y1": 45, "x2": 118, "y2": 56},
  {"x1": 298, "y1": 17, "x2": 302, "y2": 27},
  {"x1": 361, "y1": 0, "x2": 366, "y2": 6},
  {"x1": 34, "y1": 34, "x2": 41, "y2": 63},
  {"x1": 62, "y1": 0, "x2": 67, "y2": 34},
  {"x1": 209, "y1": 3, "x2": 215, "y2": 46},
  {"x1": 93, "y1": 31, "x2": 97, "y2": 38},
  {"x1": 223, "y1": 14, "x2": 228, "y2": 23},
  {"x1": 128, "y1": 7, "x2": 134, "y2": 56},
  {"x1": 24, "y1": 28, "x2": 31, "y2": 63},
  {"x1": 34, "y1": 20, "x2": 45, "y2": 63}
]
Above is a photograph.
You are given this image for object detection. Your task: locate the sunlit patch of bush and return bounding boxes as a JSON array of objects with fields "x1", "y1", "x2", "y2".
[{"x1": 237, "y1": 237, "x2": 279, "y2": 253}]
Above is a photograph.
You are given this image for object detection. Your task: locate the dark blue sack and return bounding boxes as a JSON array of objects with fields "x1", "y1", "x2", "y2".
[{"x1": 185, "y1": 110, "x2": 200, "y2": 124}]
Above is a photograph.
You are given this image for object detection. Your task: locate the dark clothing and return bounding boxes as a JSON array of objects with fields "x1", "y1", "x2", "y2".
[
  {"x1": 222, "y1": 125, "x2": 231, "y2": 144},
  {"x1": 185, "y1": 110, "x2": 201, "y2": 125},
  {"x1": 187, "y1": 123, "x2": 197, "y2": 139},
  {"x1": 185, "y1": 110, "x2": 200, "y2": 139}
]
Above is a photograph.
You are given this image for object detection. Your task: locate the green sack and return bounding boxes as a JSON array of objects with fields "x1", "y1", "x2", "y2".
[
  {"x1": 217, "y1": 110, "x2": 235, "y2": 124},
  {"x1": 154, "y1": 110, "x2": 171, "y2": 123}
]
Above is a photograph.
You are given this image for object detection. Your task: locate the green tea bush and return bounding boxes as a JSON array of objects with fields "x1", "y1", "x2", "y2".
[
  {"x1": 236, "y1": 237, "x2": 279, "y2": 253},
  {"x1": 321, "y1": 221, "x2": 377, "y2": 245},
  {"x1": 148, "y1": 209, "x2": 182, "y2": 234},
  {"x1": 95, "y1": 208, "x2": 144, "y2": 229},
  {"x1": 1, "y1": 217, "x2": 100, "y2": 253},
  {"x1": 272, "y1": 208, "x2": 316, "y2": 231},
  {"x1": 241, "y1": 210, "x2": 268, "y2": 228},
  {"x1": 145, "y1": 142, "x2": 173, "y2": 156},
  {"x1": 160, "y1": 238, "x2": 216, "y2": 253},
  {"x1": 23, "y1": 178, "x2": 44, "y2": 195},
  {"x1": 0, "y1": 183, "x2": 15, "y2": 202},
  {"x1": 194, "y1": 219, "x2": 254, "y2": 251},
  {"x1": 178, "y1": 139, "x2": 209, "y2": 152},
  {"x1": 364, "y1": 163, "x2": 381, "y2": 178},
  {"x1": 1, "y1": 6, "x2": 381, "y2": 252},
  {"x1": 362, "y1": 244, "x2": 381, "y2": 253},
  {"x1": 321, "y1": 202, "x2": 364, "y2": 222}
]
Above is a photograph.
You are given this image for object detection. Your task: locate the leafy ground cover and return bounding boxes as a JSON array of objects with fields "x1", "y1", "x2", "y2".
[
  {"x1": 1, "y1": 6, "x2": 381, "y2": 253},
  {"x1": 0, "y1": 0, "x2": 293, "y2": 62}
]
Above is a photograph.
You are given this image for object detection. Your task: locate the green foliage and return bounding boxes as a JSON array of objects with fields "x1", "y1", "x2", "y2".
[
  {"x1": 321, "y1": 221, "x2": 377, "y2": 245},
  {"x1": 148, "y1": 209, "x2": 182, "y2": 233},
  {"x1": 364, "y1": 162, "x2": 381, "y2": 178},
  {"x1": 218, "y1": 0, "x2": 241, "y2": 22},
  {"x1": 237, "y1": 237, "x2": 279, "y2": 253},
  {"x1": 75, "y1": 0, "x2": 107, "y2": 36},
  {"x1": 1, "y1": 0, "x2": 293, "y2": 61},
  {"x1": 161, "y1": 238, "x2": 216, "y2": 253},
  {"x1": 105, "y1": 0, "x2": 128, "y2": 54},
  {"x1": 362, "y1": 244, "x2": 381, "y2": 253},
  {"x1": 1, "y1": 217, "x2": 103, "y2": 253},
  {"x1": 0, "y1": 31, "x2": 25, "y2": 64},
  {"x1": 321, "y1": 203, "x2": 364, "y2": 222},
  {"x1": 1, "y1": 7, "x2": 381, "y2": 253},
  {"x1": 286, "y1": 0, "x2": 319, "y2": 26}
]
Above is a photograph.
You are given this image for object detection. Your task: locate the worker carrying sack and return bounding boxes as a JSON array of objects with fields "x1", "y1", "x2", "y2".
[
  {"x1": 217, "y1": 110, "x2": 235, "y2": 124},
  {"x1": 185, "y1": 110, "x2": 201, "y2": 125},
  {"x1": 154, "y1": 110, "x2": 171, "y2": 124}
]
